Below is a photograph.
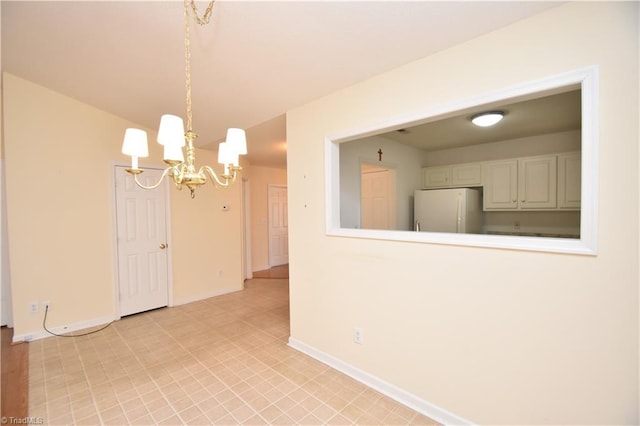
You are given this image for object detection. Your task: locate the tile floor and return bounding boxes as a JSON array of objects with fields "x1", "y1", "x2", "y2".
[{"x1": 28, "y1": 278, "x2": 438, "y2": 425}]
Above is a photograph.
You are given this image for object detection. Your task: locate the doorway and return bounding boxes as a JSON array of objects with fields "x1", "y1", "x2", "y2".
[
  {"x1": 268, "y1": 184, "x2": 289, "y2": 267},
  {"x1": 114, "y1": 166, "x2": 170, "y2": 317},
  {"x1": 360, "y1": 163, "x2": 397, "y2": 230}
]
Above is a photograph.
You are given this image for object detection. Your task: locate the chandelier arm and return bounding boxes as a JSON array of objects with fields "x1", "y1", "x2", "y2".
[
  {"x1": 202, "y1": 166, "x2": 235, "y2": 188},
  {"x1": 132, "y1": 167, "x2": 175, "y2": 190}
]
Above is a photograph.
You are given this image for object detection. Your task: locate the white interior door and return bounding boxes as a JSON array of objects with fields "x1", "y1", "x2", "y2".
[
  {"x1": 115, "y1": 166, "x2": 169, "y2": 317},
  {"x1": 361, "y1": 165, "x2": 396, "y2": 230},
  {"x1": 268, "y1": 185, "x2": 289, "y2": 267}
]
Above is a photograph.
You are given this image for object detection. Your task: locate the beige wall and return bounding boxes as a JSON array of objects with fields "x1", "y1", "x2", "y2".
[
  {"x1": 3, "y1": 73, "x2": 244, "y2": 338},
  {"x1": 169, "y1": 148, "x2": 244, "y2": 305},
  {"x1": 287, "y1": 3, "x2": 638, "y2": 425},
  {"x1": 247, "y1": 165, "x2": 287, "y2": 272}
]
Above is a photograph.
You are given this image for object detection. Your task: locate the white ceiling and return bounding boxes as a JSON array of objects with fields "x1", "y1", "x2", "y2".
[
  {"x1": 379, "y1": 88, "x2": 581, "y2": 151},
  {"x1": 2, "y1": 1, "x2": 563, "y2": 168}
]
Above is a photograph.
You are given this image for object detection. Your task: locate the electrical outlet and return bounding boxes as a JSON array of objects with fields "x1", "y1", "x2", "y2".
[
  {"x1": 217, "y1": 269, "x2": 223, "y2": 278},
  {"x1": 42, "y1": 301, "x2": 51, "y2": 311},
  {"x1": 29, "y1": 302, "x2": 39, "y2": 314},
  {"x1": 353, "y1": 327, "x2": 364, "y2": 344}
]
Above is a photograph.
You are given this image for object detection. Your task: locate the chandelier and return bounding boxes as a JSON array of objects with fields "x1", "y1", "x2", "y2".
[{"x1": 121, "y1": 0, "x2": 246, "y2": 199}]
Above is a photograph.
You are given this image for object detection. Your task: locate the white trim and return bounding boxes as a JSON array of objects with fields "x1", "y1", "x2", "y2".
[
  {"x1": 288, "y1": 337, "x2": 474, "y2": 426},
  {"x1": 13, "y1": 313, "x2": 116, "y2": 343},
  {"x1": 325, "y1": 66, "x2": 599, "y2": 256},
  {"x1": 242, "y1": 178, "x2": 253, "y2": 280},
  {"x1": 0, "y1": 159, "x2": 13, "y2": 327},
  {"x1": 173, "y1": 286, "x2": 243, "y2": 307},
  {"x1": 109, "y1": 161, "x2": 123, "y2": 319},
  {"x1": 252, "y1": 264, "x2": 271, "y2": 273}
]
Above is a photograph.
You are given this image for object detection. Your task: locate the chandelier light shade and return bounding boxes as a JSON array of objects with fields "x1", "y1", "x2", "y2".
[
  {"x1": 121, "y1": 0, "x2": 247, "y2": 198},
  {"x1": 217, "y1": 142, "x2": 236, "y2": 175},
  {"x1": 226, "y1": 128, "x2": 248, "y2": 155},
  {"x1": 157, "y1": 114, "x2": 186, "y2": 148},
  {"x1": 121, "y1": 128, "x2": 149, "y2": 170}
]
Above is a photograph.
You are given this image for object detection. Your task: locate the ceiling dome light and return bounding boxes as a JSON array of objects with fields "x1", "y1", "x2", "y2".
[{"x1": 471, "y1": 111, "x2": 505, "y2": 127}]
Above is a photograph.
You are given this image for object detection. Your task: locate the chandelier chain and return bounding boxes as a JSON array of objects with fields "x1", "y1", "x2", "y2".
[
  {"x1": 189, "y1": 0, "x2": 215, "y2": 26},
  {"x1": 184, "y1": 0, "x2": 193, "y2": 132},
  {"x1": 184, "y1": 0, "x2": 216, "y2": 132}
]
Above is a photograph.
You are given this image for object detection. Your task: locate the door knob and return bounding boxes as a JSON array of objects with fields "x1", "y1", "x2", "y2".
[{"x1": 159, "y1": 243, "x2": 167, "y2": 249}]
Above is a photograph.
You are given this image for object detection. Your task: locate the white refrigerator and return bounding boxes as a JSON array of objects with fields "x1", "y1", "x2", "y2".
[{"x1": 414, "y1": 188, "x2": 483, "y2": 233}]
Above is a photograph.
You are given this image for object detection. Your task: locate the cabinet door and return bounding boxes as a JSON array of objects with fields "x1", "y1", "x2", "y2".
[
  {"x1": 558, "y1": 152, "x2": 581, "y2": 209},
  {"x1": 451, "y1": 163, "x2": 482, "y2": 186},
  {"x1": 422, "y1": 166, "x2": 450, "y2": 188},
  {"x1": 519, "y1": 156, "x2": 557, "y2": 209},
  {"x1": 483, "y1": 160, "x2": 518, "y2": 210}
]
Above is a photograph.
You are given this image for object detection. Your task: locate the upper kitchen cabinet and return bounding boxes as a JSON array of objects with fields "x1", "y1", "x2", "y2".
[
  {"x1": 421, "y1": 165, "x2": 450, "y2": 188},
  {"x1": 519, "y1": 155, "x2": 557, "y2": 209},
  {"x1": 482, "y1": 159, "x2": 518, "y2": 209},
  {"x1": 483, "y1": 154, "x2": 557, "y2": 210},
  {"x1": 557, "y1": 152, "x2": 581, "y2": 209},
  {"x1": 422, "y1": 163, "x2": 482, "y2": 188}
]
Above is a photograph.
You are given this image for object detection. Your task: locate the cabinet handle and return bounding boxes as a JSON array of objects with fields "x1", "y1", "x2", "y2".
[{"x1": 521, "y1": 200, "x2": 525, "y2": 203}]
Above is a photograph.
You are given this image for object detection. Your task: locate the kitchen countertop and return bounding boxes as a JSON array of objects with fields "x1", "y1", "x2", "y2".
[{"x1": 486, "y1": 231, "x2": 579, "y2": 239}]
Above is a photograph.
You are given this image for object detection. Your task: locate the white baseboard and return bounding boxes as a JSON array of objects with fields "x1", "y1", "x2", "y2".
[
  {"x1": 288, "y1": 337, "x2": 474, "y2": 426},
  {"x1": 13, "y1": 313, "x2": 116, "y2": 343},
  {"x1": 13, "y1": 286, "x2": 244, "y2": 343},
  {"x1": 173, "y1": 286, "x2": 243, "y2": 307}
]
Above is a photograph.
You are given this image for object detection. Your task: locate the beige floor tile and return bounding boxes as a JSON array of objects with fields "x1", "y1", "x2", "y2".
[
  {"x1": 129, "y1": 413, "x2": 156, "y2": 425},
  {"x1": 325, "y1": 394, "x2": 350, "y2": 412},
  {"x1": 71, "y1": 402, "x2": 98, "y2": 421},
  {"x1": 98, "y1": 403, "x2": 123, "y2": 417},
  {"x1": 201, "y1": 403, "x2": 231, "y2": 423},
  {"x1": 47, "y1": 412, "x2": 74, "y2": 426},
  {"x1": 258, "y1": 403, "x2": 285, "y2": 423},
  {"x1": 287, "y1": 403, "x2": 312, "y2": 423},
  {"x1": 340, "y1": 403, "x2": 366, "y2": 422},
  {"x1": 272, "y1": 413, "x2": 296, "y2": 425},
  {"x1": 229, "y1": 403, "x2": 257, "y2": 423},
  {"x1": 74, "y1": 413, "x2": 101, "y2": 425},
  {"x1": 245, "y1": 394, "x2": 271, "y2": 412},
  {"x1": 149, "y1": 403, "x2": 177, "y2": 423},
  {"x1": 243, "y1": 414, "x2": 269, "y2": 425},
  {"x1": 327, "y1": 412, "x2": 352, "y2": 425},
  {"x1": 124, "y1": 403, "x2": 150, "y2": 423},
  {"x1": 177, "y1": 404, "x2": 205, "y2": 423},
  {"x1": 157, "y1": 414, "x2": 183, "y2": 425},
  {"x1": 274, "y1": 395, "x2": 297, "y2": 412}
]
